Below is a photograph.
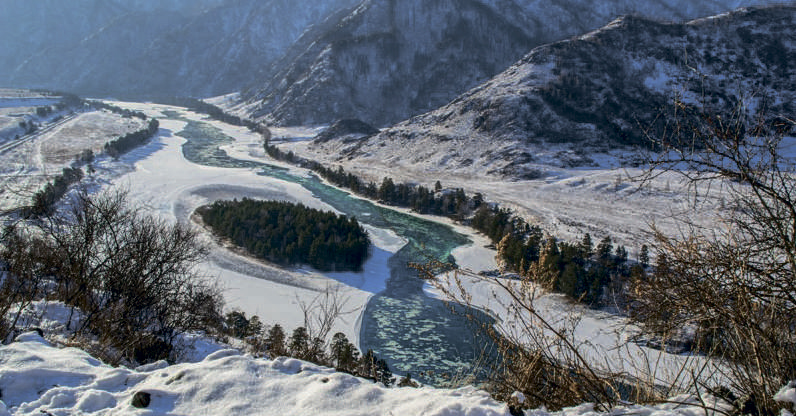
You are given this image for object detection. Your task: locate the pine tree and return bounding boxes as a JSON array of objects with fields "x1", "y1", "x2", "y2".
[
  {"x1": 266, "y1": 324, "x2": 286, "y2": 356},
  {"x1": 247, "y1": 315, "x2": 263, "y2": 337},
  {"x1": 358, "y1": 349, "x2": 377, "y2": 379},
  {"x1": 597, "y1": 236, "x2": 613, "y2": 262},
  {"x1": 376, "y1": 359, "x2": 393, "y2": 386},
  {"x1": 614, "y1": 245, "x2": 628, "y2": 264},
  {"x1": 330, "y1": 332, "x2": 358, "y2": 370},
  {"x1": 580, "y1": 233, "x2": 593, "y2": 257},
  {"x1": 397, "y1": 373, "x2": 419, "y2": 388},
  {"x1": 225, "y1": 310, "x2": 249, "y2": 338},
  {"x1": 307, "y1": 337, "x2": 326, "y2": 363},
  {"x1": 558, "y1": 262, "x2": 580, "y2": 298},
  {"x1": 639, "y1": 244, "x2": 650, "y2": 268},
  {"x1": 378, "y1": 177, "x2": 396, "y2": 203},
  {"x1": 289, "y1": 326, "x2": 309, "y2": 358}
]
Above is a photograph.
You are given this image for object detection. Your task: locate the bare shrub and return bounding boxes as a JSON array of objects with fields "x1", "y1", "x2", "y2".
[
  {"x1": 297, "y1": 287, "x2": 357, "y2": 349},
  {"x1": 0, "y1": 225, "x2": 48, "y2": 342},
  {"x1": 1, "y1": 190, "x2": 223, "y2": 363},
  {"x1": 416, "y1": 259, "x2": 637, "y2": 411},
  {"x1": 634, "y1": 98, "x2": 796, "y2": 415}
]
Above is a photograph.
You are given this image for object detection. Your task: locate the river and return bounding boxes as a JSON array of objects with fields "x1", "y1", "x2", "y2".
[{"x1": 170, "y1": 114, "x2": 498, "y2": 385}]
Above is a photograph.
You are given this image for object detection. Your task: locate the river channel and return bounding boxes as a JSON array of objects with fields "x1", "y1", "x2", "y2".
[{"x1": 171, "y1": 115, "x2": 497, "y2": 385}]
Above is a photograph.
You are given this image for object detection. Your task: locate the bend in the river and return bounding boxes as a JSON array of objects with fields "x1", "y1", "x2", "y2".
[{"x1": 172, "y1": 115, "x2": 497, "y2": 385}]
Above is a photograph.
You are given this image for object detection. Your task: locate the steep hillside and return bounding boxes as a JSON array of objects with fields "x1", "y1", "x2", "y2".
[
  {"x1": 133, "y1": 0, "x2": 360, "y2": 97},
  {"x1": 234, "y1": 0, "x2": 535, "y2": 127},
  {"x1": 0, "y1": 0, "x2": 357, "y2": 98},
  {"x1": 480, "y1": 0, "x2": 774, "y2": 43},
  {"x1": 5, "y1": 9, "x2": 184, "y2": 97},
  {"x1": 235, "y1": 0, "x2": 776, "y2": 127},
  {"x1": 0, "y1": 0, "x2": 777, "y2": 101},
  {"x1": 305, "y1": 6, "x2": 796, "y2": 179}
]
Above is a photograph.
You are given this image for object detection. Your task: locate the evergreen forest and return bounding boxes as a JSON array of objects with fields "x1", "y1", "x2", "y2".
[{"x1": 198, "y1": 199, "x2": 370, "y2": 272}]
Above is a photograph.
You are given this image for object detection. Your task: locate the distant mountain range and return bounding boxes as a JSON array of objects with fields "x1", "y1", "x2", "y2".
[
  {"x1": 231, "y1": 0, "x2": 534, "y2": 127},
  {"x1": 234, "y1": 0, "x2": 776, "y2": 126},
  {"x1": 302, "y1": 5, "x2": 796, "y2": 179},
  {"x1": 0, "y1": 0, "x2": 357, "y2": 98},
  {"x1": 1, "y1": 0, "x2": 777, "y2": 111}
]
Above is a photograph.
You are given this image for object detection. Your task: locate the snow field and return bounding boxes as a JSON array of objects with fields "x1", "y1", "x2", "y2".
[
  {"x1": 0, "y1": 333, "x2": 514, "y2": 416},
  {"x1": 105, "y1": 102, "x2": 710, "y2": 384},
  {"x1": 0, "y1": 109, "x2": 147, "y2": 212},
  {"x1": 423, "y1": 271, "x2": 722, "y2": 390},
  {"x1": 281, "y1": 134, "x2": 726, "y2": 259},
  {"x1": 1, "y1": 100, "x2": 793, "y2": 416},
  {"x1": 2, "y1": 330, "x2": 764, "y2": 416}
]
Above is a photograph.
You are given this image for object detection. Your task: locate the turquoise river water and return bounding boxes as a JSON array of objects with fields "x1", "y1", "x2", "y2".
[{"x1": 173, "y1": 116, "x2": 497, "y2": 385}]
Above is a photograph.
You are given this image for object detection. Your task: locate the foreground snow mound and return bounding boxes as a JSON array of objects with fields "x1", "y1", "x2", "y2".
[
  {"x1": 1, "y1": 336, "x2": 764, "y2": 416},
  {"x1": 0, "y1": 337, "x2": 511, "y2": 415}
]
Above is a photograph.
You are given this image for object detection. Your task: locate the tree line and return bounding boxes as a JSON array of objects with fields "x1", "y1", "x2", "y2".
[
  {"x1": 26, "y1": 98, "x2": 160, "y2": 217},
  {"x1": 265, "y1": 138, "x2": 644, "y2": 306},
  {"x1": 158, "y1": 97, "x2": 269, "y2": 137},
  {"x1": 220, "y1": 310, "x2": 401, "y2": 387},
  {"x1": 27, "y1": 166, "x2": 84, "y2": 217},
  {"x1": 104, "y1": 118, "x2": 159, "y2": 159},
  {"x1": 197, "y1": 199, "x2": 370, "y2": 272},
  {"x1": 29, "y1": 116, "x2": 158, "y2": 217},
  {"x1": 87, "y1": 100, "x2": 148, "y2": 119}
]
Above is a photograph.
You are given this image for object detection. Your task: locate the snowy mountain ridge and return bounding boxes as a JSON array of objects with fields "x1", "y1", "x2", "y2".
[
  {"x1": 0, "y1": 0, "x2": 778, "y2": 102},
  {"x1": 233, "y1": 0, "x2": 777, "y2": 127},
  {"x1": 233, "y1": 0, "x2": 535, "y2": 127},
  {"x1": 302, "y1": 5, "x2": 796, "y2": 180}
]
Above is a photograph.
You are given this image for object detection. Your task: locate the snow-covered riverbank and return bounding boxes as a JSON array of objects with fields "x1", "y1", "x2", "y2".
[{"x1": 72, "y1": 104, "x2": 407, "y2": 347}]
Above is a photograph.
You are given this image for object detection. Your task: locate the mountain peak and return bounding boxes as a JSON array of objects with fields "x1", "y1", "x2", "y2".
[{"x1": 302, "y1": 4, "x2": 796, "y2": 180}]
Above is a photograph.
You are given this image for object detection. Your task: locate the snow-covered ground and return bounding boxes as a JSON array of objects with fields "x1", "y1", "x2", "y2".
[
  {"x1": 5, "y1": 101, "x2": 709, "y2": 377},
  {"x1": 0, "y1": 330, "x2": 516, "y2": 416},
  {"x1": 0, "y1": 109, "x2": 146, "y2": 212},
  {"x1": 279, "y1": 136, "x2": 725, "y2": 257},
  {"x1": 423, "y1": 272, "x2": 713, "y2": 389},
  {"x1": 0, "y1": 100, "x2": 410, "y2": 347},
  {"x1": 80, "y1": 105, "x2": 402, "y2": 347},
  {"x1": 91, "y1": 102, "x2": 499, "y2": 348},
  {"x1": 2, "y1": 300, "x2": 790, "y2": 416},
  {"x1": 2, "y1": 101, "x2": 795, "y2": 415},
  {"x1": 2, "y1": 329, "x2": 764, "y2": 416}
]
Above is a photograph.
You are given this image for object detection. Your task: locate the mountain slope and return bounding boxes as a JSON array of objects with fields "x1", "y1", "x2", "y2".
[
  {"x1": 234, "y1": 0, "x2": 535, "y2": 127},
  {"x1": 0, "y1": 0, "x2": 357, "y2": 98},
  {"x1": 479, "y1": 0, "x2": 775, "y2": 44},
  {"x1": 305, "y1": 5, "x2": 796, "y2": 179},
  {"x1": 235, "y1": 0, "x2": 776, "y2": 127},
  {"x1": 132, "y1": 0, "x2": 360, "y2": 98}
]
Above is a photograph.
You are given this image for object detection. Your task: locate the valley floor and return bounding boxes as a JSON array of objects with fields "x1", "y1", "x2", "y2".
[
  {"x1": 4, "y1": 101, "x2": 782, "y2": 415},
  {"x1": 274, "y1": 131, "x2": 725, "y2": 256}
]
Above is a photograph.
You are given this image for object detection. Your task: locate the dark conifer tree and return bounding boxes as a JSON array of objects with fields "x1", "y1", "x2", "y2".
[
  {"x1": 639, "y1": 244, "x2": 650, "y2": 268},
  {"x1": 289, "y1": 326, "x2": 310, "y2": 358},
  {"x1": 266, "y1": 324, "x2": 286, "y2": 356}
]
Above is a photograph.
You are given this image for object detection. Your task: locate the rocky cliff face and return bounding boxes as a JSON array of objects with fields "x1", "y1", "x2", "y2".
[
  {"x1": 235, "y1": 0, "x2": 775, "y2": 127},
  {"x1": 234, "y1": 0, "x2": 535, "y2": 127},
  {"x1": 305, "y1": 6, "x2": 796, "y2": 179}
]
